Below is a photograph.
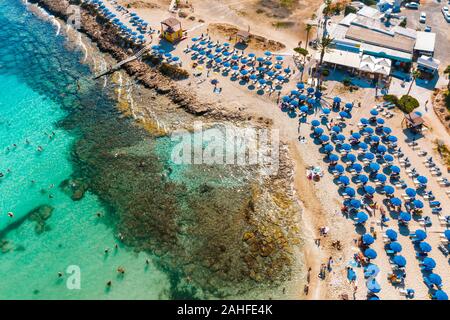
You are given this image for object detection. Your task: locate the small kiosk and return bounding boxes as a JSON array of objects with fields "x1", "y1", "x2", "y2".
[{"x1": 160, "y1": 17, "x2": 183, "y2": 43}]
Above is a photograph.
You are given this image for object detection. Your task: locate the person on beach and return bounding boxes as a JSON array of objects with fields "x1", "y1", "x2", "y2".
[{"x1": 327, "y1": 257, "x2": 334, "y2": 271}]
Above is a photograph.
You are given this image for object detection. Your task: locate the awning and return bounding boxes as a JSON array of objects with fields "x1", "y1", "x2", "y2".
[{"x1": 315, "y1": 49, "x2": 361, "y2": 69}]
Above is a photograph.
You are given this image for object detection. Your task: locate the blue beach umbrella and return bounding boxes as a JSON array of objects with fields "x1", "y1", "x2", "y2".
[
  {"x1": 419, "y1": 242, "x2": 432, "y2": 252},
  {"x1": 364, "y1": 248, "x2": 377, "y2": 259},
  {"x1": 296, "y1": 82, "x2": 305, "y2": 89},
  {"x1": 393, "y1": 255, "x2": 407, "y2": 267},
  {"x1": 339, "y1": 111, "x2": 349, "y2": 118},
  {"x1": 362, "y1": 234, "x2": 374, "y2": 245},
  {"x1": 351, "y1": 199, "x2": 362, "y2": 209},
  {"x1": 248, "y1": 53, "x2": 255, "y2": 57},
  {"x1": 275, "y1": 64, "x2": 283, "y2": 70},
  {"x1": 307, "y1": 87, "x2": 315, "y2": 94},
  {"x1": 300, "y1": 105, "x2": 309, "y2": 113},
  {"x1": 334, "y1": 164, "x2": 345, "y2": 174},
  {"x1": 445, "y1": 230, "x2": 450, "y2": 240},
  {"x1": 322, "y1": 108, "x2": 331, "y2": 115},
  {"x1": 377, "y1": 145, "x2": 387, "y2": 154},
  {"x1": 376, "y1": 173, "x2": 387, "y2": 183},
  {"x1": 383, "y1": 127, "x2": 392, "y2": 135},
  {"x1": 329, "y1": 154, "x2": 339, "y2": 162},
  {"x1": 359, "y1": 142, "x2": 368, "y2": 150},
  {"x1": 299, "y1": 94, "x2": 307, "y2": 101},
  {"x1": 358, "y1": 174, "x2": 369, "y2": 184},
  {"x1": 369, "y1": 163, "x2": 381, "y2": 172},
  {"x1": 384, "y1": 154, "x2": 394, "y2": 162},
  {"x1": 345, "y1": 102, "x2": 353, "y2": 109},
  {"x1": 264, "y1": 51, "x2": 272, "y2": 56},
  {"x1": 413, "y1": 199, "x2": 424, "y2": 209},
  {"x1": 376, "y1": 118, "x2": 385, "y2": 125},
  {"x1": 365, "y1": 153, "x2": 375, "y2": 161},
  {"x1": 320, "y1": 135, "x2": 329, "y2": 143},
  {"x1": 429, "y1": 273, "x2": 442, "y2": 286},
  {"x1": 390, "y1": 166, "x2": 400, "y2": 174},
  {"x1": 417, "y1": 176, "x2": 428, "y2": 184},
  {"x1": 370, "y1": 109, "x2": 379, "y2": 116},
  {"x1": 366, "y1": 278, "x2": 381, "y2": 293},
  {"x1": 336, "y1": 134, "x2": 345, "y2": 142},
  {"x1": 344, "y1": 187, "x2": 356, "y2": 197},
  {"x1": 332, "y1": 126, "x2": 342, "y2": 133},
  {"x1": 356, "y1": 211, "x2": 368, "y2": 223},
  {"x1": 390, "y1": 241, "x2": 402, "y2": 253},
  {"x1": 364, "y1": 186, "x2": 375, "y2": 195},
  {"x1": 415, "y1": 229, "x2": 427, "y2": 241},
  {"x1": 365, "y1": 127, "x2": 375, "y2": 135},
  {"x1": 352, "y1": 163, "x2": 363, "y2": 173},
  {"x1": 352, "y1": 132, "x2": 362, "y2": 140},
  {"x1": 342, "y1": 143, "x2": 352, "y2": 151},
  {"x1": 346, "y1": 154, "x2": 357, "y2": 163},
  {"x1": 334, "y1": 96, "x2": 341, "y2": 103},
  {"x1": 388, "y1": 136, "x2": 398, "y2": 143},
  {"x1": 365, "y1": 264, "x2": 380, "y2": 277},
  {"x1": 282, "y1": 95, "x2": 291, "y2": 103},
  {"x1": 315, "y1": 127, "x2": 325, "y2": 136},
  {"x1": 423, "y1": 257, "x2": 436, "y2": 270},
  {"x1": 339, "y1": 176, "x2": 350, "y2": 185},
  {"x1": 311, "y1": 120, "x2": 320, "y2": 127},
  {"x1": 399, "y1": 212, "x2": 411, "y2": 222},
  {"x1": 435, "y1": 290, "x2": 448, "y2": 300},
  {"x1": 383, "y1": 185, "x2": 394, "y2": 195},
  {"x1": 406, "y1": 188, "x2": 416, "y2": 198},
  {"x1": 240, "y1": 69, "x2": 248, "y2": 75},
  {"x1": 323, "y1": 143, "x2": 333, "y2": 152},
  {"x1": 360, "y1": 118, "x2": 369, "y2": 125},
  {"x1": 386, "y1": 229, "x2": 398, "y2": 241},
  {"x1": 390, "y1": 197, "x2": 402, "y2": 206}
]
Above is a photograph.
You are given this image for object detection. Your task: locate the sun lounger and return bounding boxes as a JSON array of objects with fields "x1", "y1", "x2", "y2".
[{"x1": 438, "y1": 244, "x2": 449, "y2": 256}]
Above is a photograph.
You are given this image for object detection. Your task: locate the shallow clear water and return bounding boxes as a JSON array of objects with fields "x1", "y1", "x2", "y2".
[{"x1": 0, "y1": 0, "x2": 169, "y2": 299}]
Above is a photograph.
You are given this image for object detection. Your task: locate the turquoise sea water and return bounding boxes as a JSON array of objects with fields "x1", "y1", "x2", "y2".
[{"x1": 0, "y1": 0, "x2": 170, "y2": 299}]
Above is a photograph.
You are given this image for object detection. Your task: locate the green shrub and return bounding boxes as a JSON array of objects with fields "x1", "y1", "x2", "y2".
[
  {"x1": 361, "y1": 0, "x2": 377, "y2": 6},
  {"x1": 445, "y1": 91, "x2": 450, "y2": 111},
  {"x1": 399, "y1": 18, "x2": 407, "y2": 27},
  {"x1": 294, "y1": 47, "x2": 309, "y2": 56},
  {"x1": 344, "y1": 5, "x2": 358, "y2": 16},
  {"x1": 397, "y1": 95, "x2": 419, "y2": 113},
  {"x1": 343, "y1": 78, "x2": 352, "y2": 87},
  {"x1": 322, "y1": 69, "x2": 330, "y2": 77},
  {"x1": 383, "y1": 94, "x2": 399, "y2": 105}
]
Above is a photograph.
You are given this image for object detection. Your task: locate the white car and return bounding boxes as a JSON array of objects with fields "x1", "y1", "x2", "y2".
[
  {"x1": 405, "y1": 2, "x2": 420, "y2": 9},
  {"x1": 419, "y1": 12, "x2": 427, "y2": 23},
  {"x1": 442, "y1": 6, "x2": 450, "y2": 21}
]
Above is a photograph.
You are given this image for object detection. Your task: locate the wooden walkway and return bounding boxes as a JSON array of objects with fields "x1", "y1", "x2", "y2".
[{"x1": 93, "y1": 45, "x2": 151, "y2": 79}]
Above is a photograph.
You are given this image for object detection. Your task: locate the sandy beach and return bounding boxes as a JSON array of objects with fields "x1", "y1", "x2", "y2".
[{"x1": 27, "y1": 0, "x2": 450, "y2": 300}]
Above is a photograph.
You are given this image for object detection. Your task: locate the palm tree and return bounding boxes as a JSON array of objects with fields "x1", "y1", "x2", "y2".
[
  {"x1": 304, "y1": 24, "x2": 313, "y2": 49},
  {"x1": 318, "y1": 35, "x2": 334, "y2": 66},
  {"x1": 444, "y1": 65, "x2": 450, "y2": 90},
  {"x1": 407, "y1": 69, "x2": 421, "y2": 96}
]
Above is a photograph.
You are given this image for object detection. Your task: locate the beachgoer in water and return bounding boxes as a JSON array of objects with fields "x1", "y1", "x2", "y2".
[
  {"x1": 104, "y1": 248, "x2": 109, "y2": 254},
  {"x1": 58, "y1": 272, "x2": 63, "y2": 278},
  {"x1": 106, "y1": 281, "x2": 112, "y2": 287},
  {"x1": 8, "y1": 212, "x2": 14, "y2": 218}
]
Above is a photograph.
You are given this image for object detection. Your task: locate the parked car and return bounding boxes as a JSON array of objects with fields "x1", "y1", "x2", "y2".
[
  {"x1": 442, "y1": 6, "x2": 450, "y2": 17},
  {"x1": 405, "y1": 2, "x2": 420, "y2": 9},
  {"x1": 424, "y1": 26, "x2": 432, "y2": 32},
  {"x1": 419, "y1": 12, "x2": 427, "y2": 23}
]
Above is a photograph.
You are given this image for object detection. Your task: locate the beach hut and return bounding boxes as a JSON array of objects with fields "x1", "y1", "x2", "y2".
[
  {"x1": 235, "y1": 30, "x2": 250, "y2": 44},
  {"x1": 160, "y1": 17, "x2": 183, "y2": 43},
  {"x1": 403, "y1": 112, "x2": 425, "y2": 133}
]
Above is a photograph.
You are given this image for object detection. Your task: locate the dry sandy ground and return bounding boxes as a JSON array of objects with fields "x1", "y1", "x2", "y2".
[{"x1": 110, "y1": 0, "x2": 450, "y2": 300}]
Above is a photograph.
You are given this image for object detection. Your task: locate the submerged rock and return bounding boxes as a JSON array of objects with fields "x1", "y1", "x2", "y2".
[
  {"x1": 28, "y1": 204, "x2": 54, "y2": 234},
  {"x1": 59, "y1": 178, "x2": 89, "y2": 201}
]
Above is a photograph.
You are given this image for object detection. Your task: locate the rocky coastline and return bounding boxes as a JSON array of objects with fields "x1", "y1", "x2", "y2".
[{"x1": 27, "y1": 0, "x2": 307, "y2": 299}]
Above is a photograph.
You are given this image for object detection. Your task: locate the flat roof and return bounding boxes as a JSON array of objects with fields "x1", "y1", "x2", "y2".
[
  {"x1": 339, "y1": 13, "x2": 357, "y2": 27},
  {"x1": 414, "y1": 31, "x2": 436, "y2": 52},
  {"x1": 346, "y1": 25, "x2": 415, "y2": 53},
  {"x1": 357, "y1": 6, "x2": 380, "y2": 18},
  {"x1": 316, "y1": 49, "x2": 361, "y2": 69},
  {"x1": 361, "y1": 43, "x2": 413, "y2": 62}
]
